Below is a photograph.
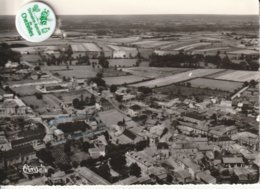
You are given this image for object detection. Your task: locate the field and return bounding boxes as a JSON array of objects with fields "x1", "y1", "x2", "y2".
[
  {"x1": 174, "y1": 42, "x2": 211, "y2": 51},
  {"x1": 184, "y1": 78, "x2": 243, "y2": 92},
  {"x1": 131, "y1": 40, "x2": 174, "y2": 48},
  {"x1": 71, "y1": 43, "x2": 101, "y2": 52},
  {"x1": 108, "y1": 59, "x2": 138, "y2": 67},
  {"x1": 208, "y1": 70, "x2": 260, "y2": 82},
  {"x1": 53, "y1": 89, "x2": 91, "y2": 105},
  {"x1": 131, "y1": 69, "x2": 225, "y2": 88},
  {"x1": 11, "y1": 86, "x2": 39, "y2": 96},
  {"x1": 123, "y1": 67, "x2": 191, "y2": 79},
  {"x1": 45, "y1": 66, "x2": 97, "y2": 79},
  {"x1": 21, "y1": 54, "x2": 41, "y2": 63},
  {"x1": 21, "y1": 95, "x2": 62, "y2": 115},
  {"x1": 102, "y1": 37, "x2": 140, "y2": 43},
  {"x1": 104, "y1": 75, "x2": 147, "y2": 85},
  {"x1": 153, "y1": 85, "x2": 230, "y2": 98}
]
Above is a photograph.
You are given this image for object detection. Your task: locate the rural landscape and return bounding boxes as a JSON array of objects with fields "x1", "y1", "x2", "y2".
[{"x1": 0, "y1": 12, "x2": 259, "y2": 185}]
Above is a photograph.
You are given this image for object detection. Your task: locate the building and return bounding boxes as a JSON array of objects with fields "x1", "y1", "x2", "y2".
[
  {"x1": 222, "y1": 157, "x2": 244, "y2": 168},
  {"x1": 209, "y1": 125, "x2": 237, "y2": 139},
  {"x1": 53, "y1": 129, "x2": 65, "y2": 141},
  {"x1": 197, "y1": 171, "x2": 217, "y2": 184},
  {"x1": 125, "y1": 151, "x2": 153, "y2": 174},
  {"x1": 0, "y1": 131, "x2": 12, "y2": 151},
  {"x1": 0, "y1": 97, "x2": 32, "y2": 116},
  {"x1": 88, "y1": 147, "x2": 106, "y2": 159},
  {"x1": 77, "y1": 167, "x2": 111, "y2": 185},
  {"x1": 178, "y1": 158, "x2": 201, "y2": 179},
  {"x1": 157, "y1": 142, "x2": 170, "y2": 159},
  {"x1": 3, "y1": 145, "x2": 36, "y2": 167},
  {"x1": 11, "y1": 129, "x2": 45, "y2": 149},
  {"x1": 182, "y1": 112, "x2": 206, "y2": 125}
]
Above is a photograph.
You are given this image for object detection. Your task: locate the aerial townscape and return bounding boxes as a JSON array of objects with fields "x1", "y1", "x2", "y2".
[{"x1": 0, "y1": 14, "x2": 259, "y2": 185}]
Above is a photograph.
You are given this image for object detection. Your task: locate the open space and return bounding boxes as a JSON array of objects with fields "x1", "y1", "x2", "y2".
[{"x1": 131, "y1": 69, "x2": 225, "y2": 88}]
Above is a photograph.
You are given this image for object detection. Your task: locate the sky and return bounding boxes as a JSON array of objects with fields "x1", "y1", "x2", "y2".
[{"x1": 0, "y1": 0, "x2": 259, "y2": 15}]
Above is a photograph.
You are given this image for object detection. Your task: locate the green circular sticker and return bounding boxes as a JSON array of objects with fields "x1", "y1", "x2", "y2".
[{"x1": 15, "y1": 1, "x2": 56, "y2": 42}]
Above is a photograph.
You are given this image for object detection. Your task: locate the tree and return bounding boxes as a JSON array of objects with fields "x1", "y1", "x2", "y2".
[
  {"x1": 110, "y1": 85, "x2": 118, "y2": 93},
  {"x1": 81, "y1": 141, "x2": 92, "y2": 152},
  {"x1": 98, "y1": 163, "x2": 111, "y2": 180},
  {"x1": 166, "y1": 174, "x2": 173, "y2": 183},
  {"x1": 138, "y1": 86, "x2": 152, "y2": 95},
  {"x1": 64, "y1": 141, "x2": 72, "y2": 155},
  {"x1": 98, "y1": 51, "x2": 109, "y2": 68},
  {"x1": 96, "y1": 72, "x2": 103, "y2": 79},
  {"x1": 109, "y1": 154, "x2": 126, "y2": 171},
  {"x1": 35, "y1": 92, "x2": 43, "y2": 99},
  {"x1": 249, "y1": 79, "x2": 257, "y2": 88},
  {"x1": 88, "y1": 94, "x2": 96, "y2": 106},
  {"x1": 72, "y1": 161, "x2": 79, "y2": 169},
  {"x1": 115, "y1": 94, "x2": 123, "y2": 102},
  {"x1": 129, "y1": 163, "x2": 141, "y2": 177},
  {"x1": 72, "y1": 98, "x2": 84, "y2": 109}
]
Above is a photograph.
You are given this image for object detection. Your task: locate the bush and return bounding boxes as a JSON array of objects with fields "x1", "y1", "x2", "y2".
[{"x1": 35, "y1": 92, "x2": 43, "y2": 99}]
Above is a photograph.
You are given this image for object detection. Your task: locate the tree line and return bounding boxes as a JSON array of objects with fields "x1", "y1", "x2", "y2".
[{"x1": 149, "y1": 51, "x2": 259, "y2": 70}]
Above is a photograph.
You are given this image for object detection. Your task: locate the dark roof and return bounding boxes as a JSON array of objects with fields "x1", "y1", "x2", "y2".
[
  {"x1": 157, "y1": 142, "x2": 169, "y2": 150},
  {"x1": 11, "y1": 132, "x2": 45, "y2": 146},
  {"x1": 185, "y1": 112, "x2": 205, "y2": 121},
  {"x1": 3, "y1": 145, "x2": 35, "y2": 159},
  {"x1": 123, "y1": 129, "x2": 136, "y2": 140},
  {"x1": 219, "y1": 136, "x2": 231, "y2": 141}
]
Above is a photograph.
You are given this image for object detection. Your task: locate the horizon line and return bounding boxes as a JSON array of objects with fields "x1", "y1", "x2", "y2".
[{"x1": 0, "y1": 13, "x2": 259, "y2": 16}]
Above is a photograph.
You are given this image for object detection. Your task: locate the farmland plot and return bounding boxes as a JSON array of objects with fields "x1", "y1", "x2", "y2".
[
  {"x1": 184, "y1": 78, "x2": 243, "y2": 92},
  {"x1": 131, "y1": 69, "x2": 225, "y2": 88},
  {"x1": 104, "y1": 75, "x2": 147, "y2": 85},
  {"x1": 210, "y1": 70, "x2": 260, "y2": 82},
  {"x1": 123, "y1": 67, "x2": 190, "y2": 79}
]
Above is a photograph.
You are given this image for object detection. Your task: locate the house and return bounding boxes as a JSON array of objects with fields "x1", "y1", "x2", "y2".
[
  {"x1": 209, "y1": 125, "x2": 237, "y2": 139},
  {"x1": 88, "y1": 147, "x2": 106, "y2": 159},
  {"x1": 233, "y1": 167, "x2": 258, "y2": 183},
  {"x1": 0, "y1": 97, "x2": 32, "y2": 116},
  {"x1": 125, "y1": 151, "x2": 153, "y2": 174},
  {"x1": 122, "y1": 129, "x2": 143, "y2": 144},
  {"x1": 175, "y1": 169, "x2": 192, "y2": 183},
  {"x1": 178, "y1": 158, "x2": 201, "y2": 179},
  {"x1": 51, "y1": 171, "x2": 66, "y2": 184},
  {"x1": 3, "y1": 145, "x2": 36, "y2": 167},
  {"x1": 0, "y1": 131, "x2": 12, "y2": 151},
  {"x1": 53, "y1": 129, "x2": 65, "y2": 141},
  {"x1": 222, "y1": 157, "x2": 244, "y2": 168},
  {"x1": 11, "y1": 129, "x2": 45, "y2": 149},
  {"x1": 197, "y1": 171, "x2": 217, "y2": 184},
  {"x1": 231, "y1": 132, "x2": 259, "y2": 151},
  {"x1": 77, "y1": 167, "x2": 111, "y2": 185},
  {"x1": 157, "y1": 142, "x2": 170, "y2": 159},
  {"x1": 182, "y1": 112, "x2": 206, "y2": 125}
]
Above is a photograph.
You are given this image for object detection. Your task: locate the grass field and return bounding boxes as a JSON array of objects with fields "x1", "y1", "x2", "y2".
[
  {"x1": 131, "y1": 40, "x2": 174, "y2": 48},
  {"x1": 153, "y1": 85, "x2": 230, "y2": 98},
  {"x1": 21, "y1": 95, "x2": 62, "y2": 115},
  {"x1": 208, "y1": 70, "x2": 260, "y2": 82},
  {"x1": 131, "y1": 69, "x2": 225, "y2": 88},
  {"x1": 108, "y1": 59, "x2": 138, "y2": 67},
  {"x1": 47, "y1": 66, "x2": 97, "y2": 79},
  {"x1": 12, "y1": 86, "x2": 39, "y2": 96},
  {"x1": 184, "y1": 78, "x2": 243, "y2": 92},
  {"x1": 123, "y1": 67, "x2": 191, "y2": 79},
  {"x1": 104, "y1": 75, "x2": 147, "y2": 85},
  {"x1": 53, "y1": 89, "x2": 91, "y2": 104}
]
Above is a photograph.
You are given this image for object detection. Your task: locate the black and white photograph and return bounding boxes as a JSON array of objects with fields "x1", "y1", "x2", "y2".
[{"x1": 0, "y1": 0, "x2": 259, "y2": 186}]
